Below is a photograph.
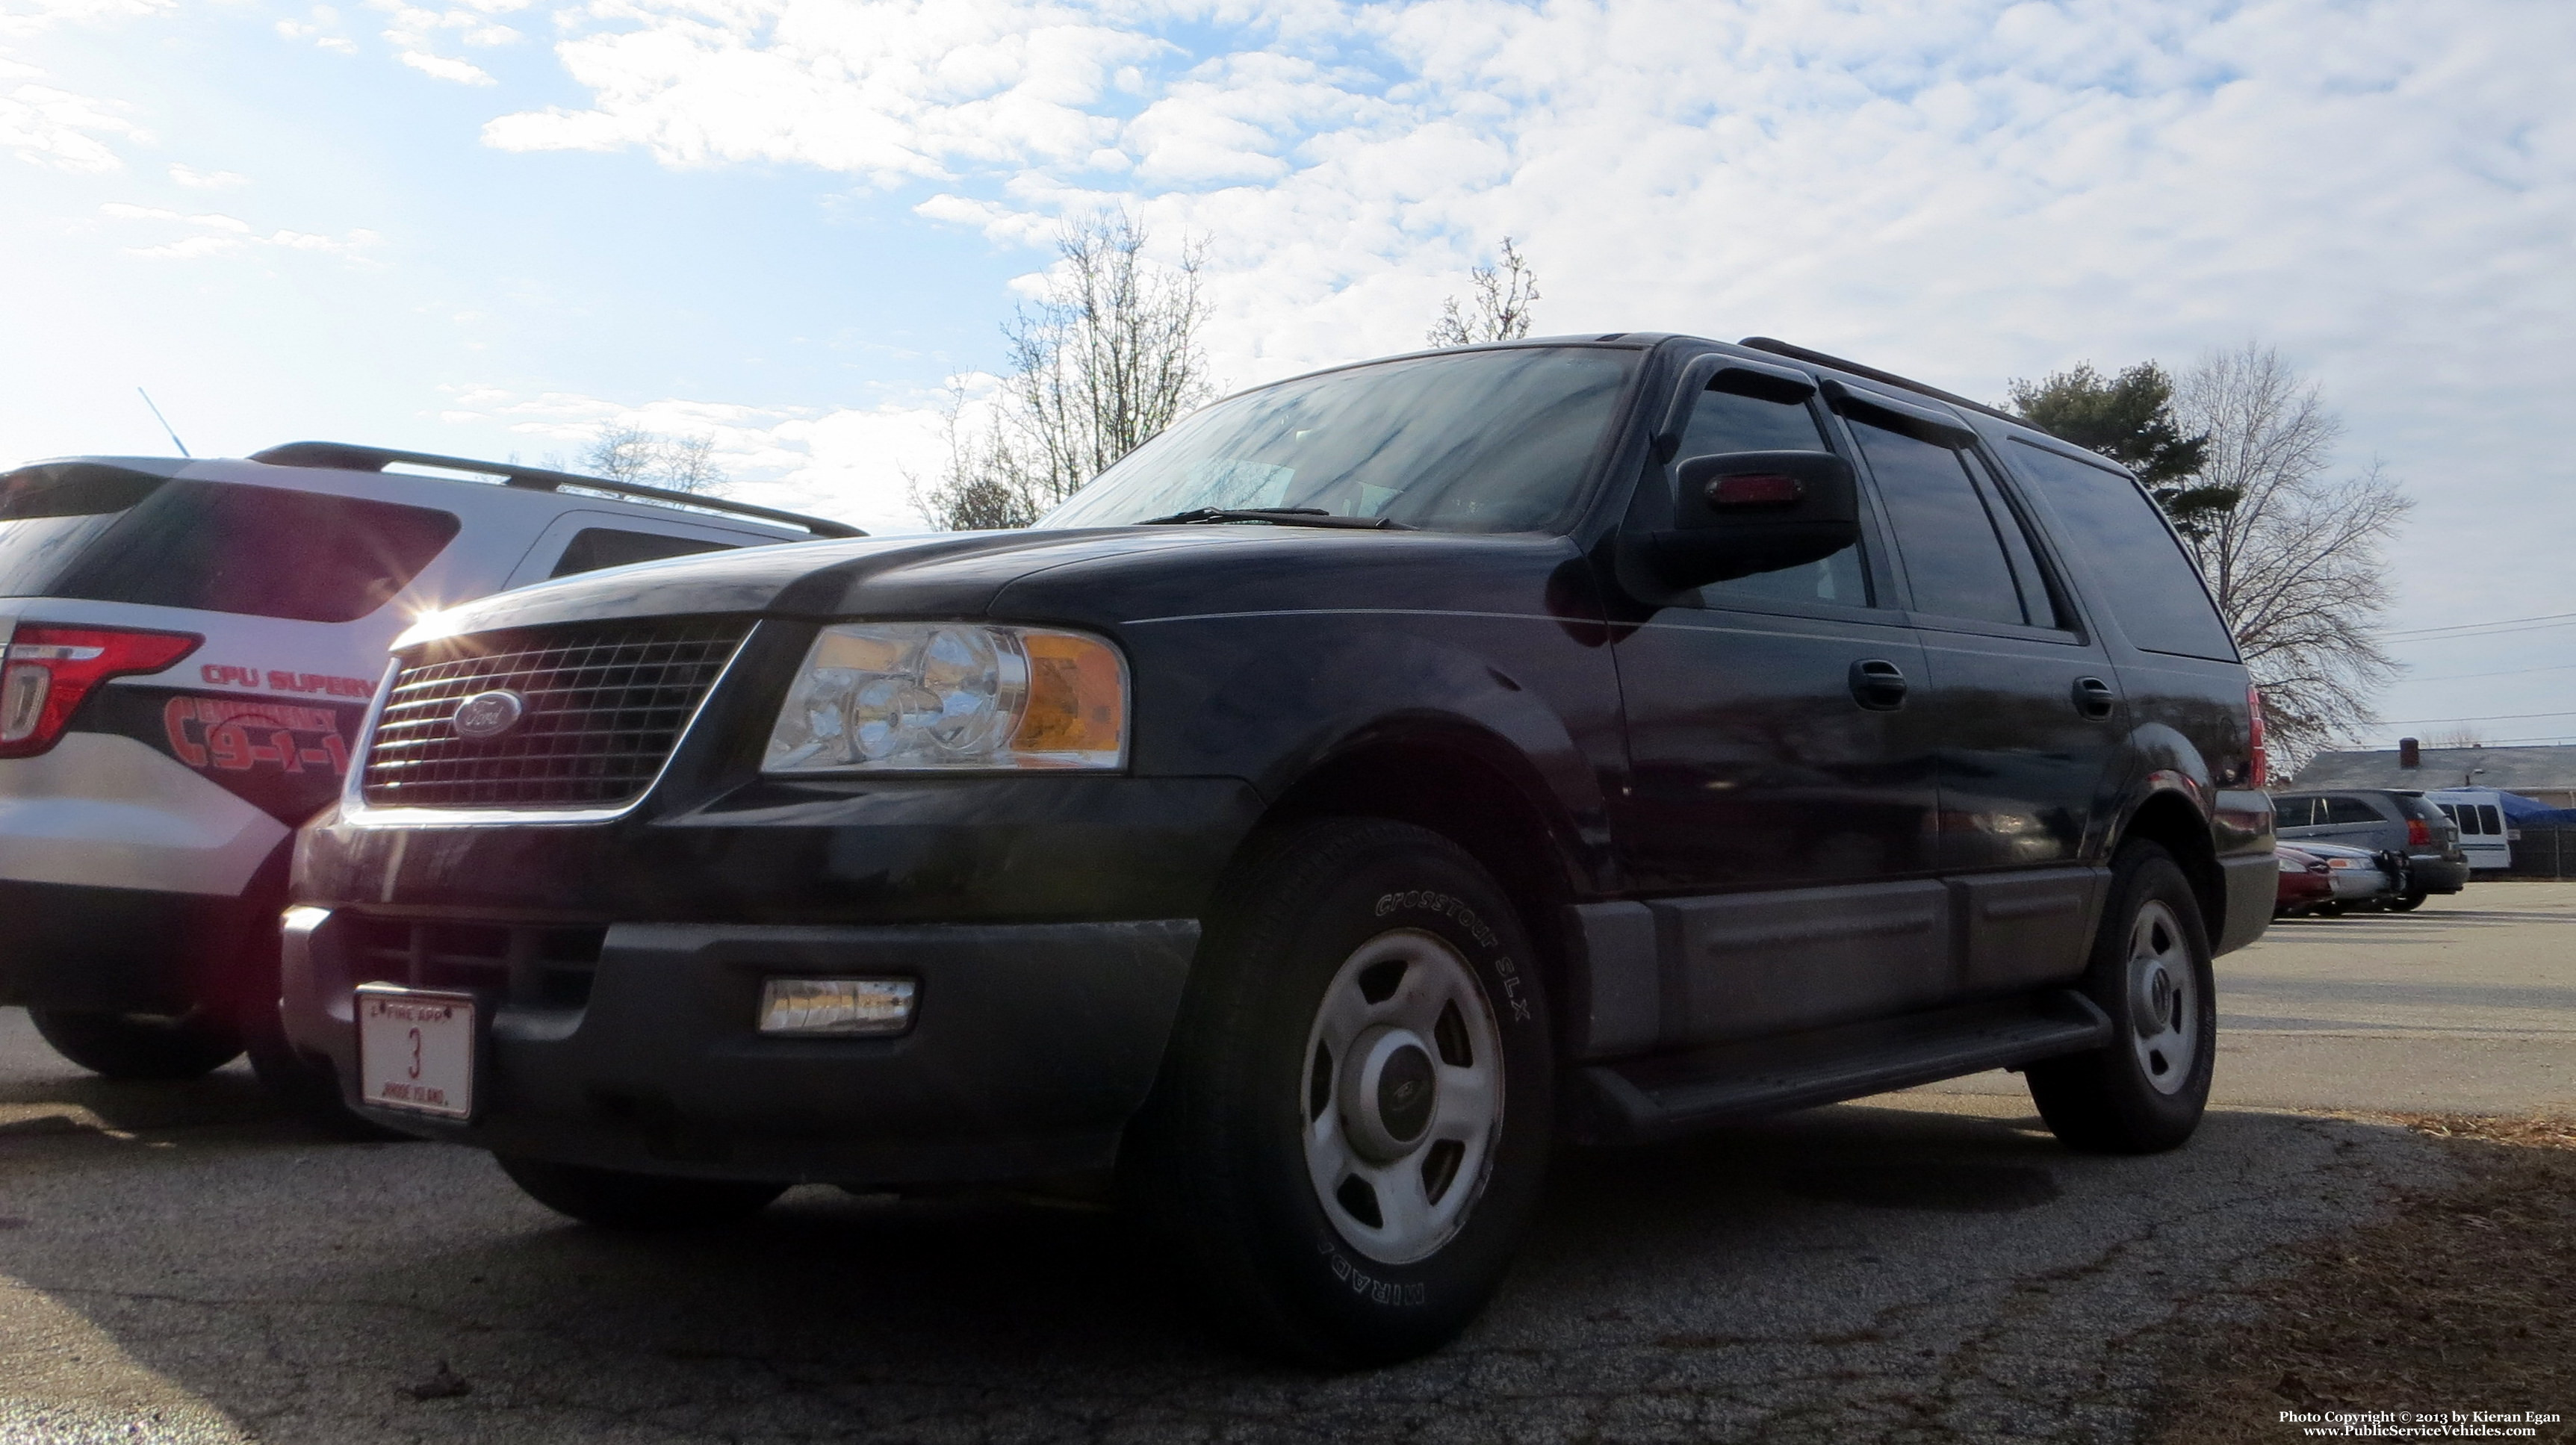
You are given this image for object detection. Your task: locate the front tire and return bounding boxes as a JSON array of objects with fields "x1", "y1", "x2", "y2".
[
  {"x1": 2386, "y1": 890, "x2": 2427, "y2": 913},
  {"x1": 496, "y1": 1156, "x2": 788, "y2": 1230},
  {"x1": 28, "y1": 1007, "x2": 243, "y2": 1081},
  {"x1": 1125, "y1": 818, "x2": 1554, "y2": 1365},
  {"x1": 2026, "y1": 842, "x2": 2216, "y2": 1155}
]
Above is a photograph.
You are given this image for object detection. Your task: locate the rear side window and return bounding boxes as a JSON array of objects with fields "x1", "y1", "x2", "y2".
[
  {"x1": 0, "y1": 464, "x2": 167, "y2": 598},
  {"x1": 2325, "y1": 796, "x2": 2382, "y2": 825},
  {"x1": 47, "y1": 480, "x2": 459, "y2": 623},
  {"x1": 549, "y1": 528, "x2": 735, "y2": 579},
  {"x1": 2480, "y1": 804, "x2": 2504, "y2": 835},
  {"x1": 2274, "y1": 796, "x2": 2316, "y2": 827},
  {"x1": 2008, "y1": 441, "x2": 2236, "y2": 660},
  {"x1": 1677, "y1": 385, "x2": 1869, "y2": 610},
  {"x1": 1849, "y1": 415, "x2": 2052, "y2": 628}
]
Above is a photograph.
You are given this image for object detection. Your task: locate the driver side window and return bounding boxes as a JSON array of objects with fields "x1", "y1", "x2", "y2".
[{"x1": 1679, "y1": 385, "x2": 1872, "y2": 609}]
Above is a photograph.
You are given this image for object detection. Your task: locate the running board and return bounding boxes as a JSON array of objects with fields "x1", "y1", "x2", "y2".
[{"x1": 1564, "y1": 989, "x2": 2113, "y2": 1145}]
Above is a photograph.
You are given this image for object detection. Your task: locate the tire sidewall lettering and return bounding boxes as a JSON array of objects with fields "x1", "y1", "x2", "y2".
[{"x1": 1370, "y1": 889, "x2": 1535, "y2": 1028}]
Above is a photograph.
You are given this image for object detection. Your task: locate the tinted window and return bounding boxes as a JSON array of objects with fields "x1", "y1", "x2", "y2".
[
  {"x1": 1040, "y1": 347, "x2": 1636, "y2": 535},
  {"x1": 2326, "y1": 796, "x2": 2383, "y2": 825},
  {"x1": 2008, "y1": 441, "x2": 2237, "y2": 659},
  {"x1": 0, "y1": 464, "x2": 167, "y2": 597},
  {"x1": 1849, "y1": 416, "x2": 2025, "y2": 626},
  {"x1": 1964, "y1": 452, "x2": 2061, "y2": 629},
  {"x1": 549, "y1": 528, "x2": 734, "y2": 579},
  {"x1": 49, "y1": 481, "x2": 459, "y2": 622},
  {"x1": 1678, "y1": 385, "x2": 1869, "y2": 609},
  {"x1": 2435, "y1": 802, "x2": 2461, "y2": 826},
  {"x1": 2480, "y1": 804, "x2": 2504, "y2": 835},
  {"x1": 2274, "y1": 796, "x2": 2315, "y2": 827}
]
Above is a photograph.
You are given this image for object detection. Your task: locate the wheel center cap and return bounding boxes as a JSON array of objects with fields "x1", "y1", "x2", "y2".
[
  {"x1": 1338, "y1": 1025, "x2": 1439, "y2": 1162},
  {"x1": 2135, "y1": 965, "x2": 2174, "y2": 1036},
  {"x1": 1376, "y1": 1044, "x2": 1437, "y2": 1143}
]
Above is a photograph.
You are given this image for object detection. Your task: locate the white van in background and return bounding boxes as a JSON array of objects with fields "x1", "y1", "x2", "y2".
[{"x1": 2424, "y1": 789, "x2": 2512, "y2": 871}]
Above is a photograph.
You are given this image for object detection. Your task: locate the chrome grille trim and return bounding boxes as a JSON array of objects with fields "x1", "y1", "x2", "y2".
[{"x1": 357, "y1": 616, "x2": 753, "y2": 811}]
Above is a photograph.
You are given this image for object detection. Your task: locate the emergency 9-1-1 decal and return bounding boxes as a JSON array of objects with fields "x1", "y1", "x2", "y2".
[{"x1": 164, "y1": 695, "x2": 353, "y2": 775}]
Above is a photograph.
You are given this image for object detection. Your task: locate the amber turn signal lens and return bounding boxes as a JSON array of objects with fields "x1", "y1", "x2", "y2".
[{"x1": 1011, "y1": 631, "x2": 1126, "y2": 761}]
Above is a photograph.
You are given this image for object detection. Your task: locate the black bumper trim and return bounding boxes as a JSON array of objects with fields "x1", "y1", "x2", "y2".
[
  {"x1": 0, "y1": 877, "x2": 273, "y2": 1013},
  {"x1": 283, "y1": 911, "x2": 1200, "y2": 1185}
]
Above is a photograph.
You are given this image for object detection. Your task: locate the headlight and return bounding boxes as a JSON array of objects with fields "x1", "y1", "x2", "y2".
[{"x1": 762, "y1": 622, "x2": 1127, "y2": 774}]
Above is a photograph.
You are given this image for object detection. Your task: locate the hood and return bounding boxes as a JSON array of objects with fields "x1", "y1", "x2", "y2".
[{"x1": 397, "y1": 524, "x2": 1588, "y2": 648}]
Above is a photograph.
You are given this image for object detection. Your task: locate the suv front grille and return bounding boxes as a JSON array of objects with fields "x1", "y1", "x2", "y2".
[
  {"x1": 359, "y1": 617, "x2": 751, "y2": 809},
  {"x1": 343, "y1": 915, "x2": 606, "y2": 1010}
]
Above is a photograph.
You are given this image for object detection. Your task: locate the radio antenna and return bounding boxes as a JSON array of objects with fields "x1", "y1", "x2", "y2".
[{"x1": 137, "y1": 388, "x2": 190, "y2": 457}]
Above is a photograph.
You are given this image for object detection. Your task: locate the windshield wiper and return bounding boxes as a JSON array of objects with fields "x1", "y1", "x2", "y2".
[{"x1": 1138, "y1": 506, "x2": 1415, "y2": 530}]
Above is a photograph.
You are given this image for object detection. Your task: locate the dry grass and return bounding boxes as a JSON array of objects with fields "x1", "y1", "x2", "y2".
[{"x1": 2147, "y1": 1115, "x2": 2575, "y2": 1443}]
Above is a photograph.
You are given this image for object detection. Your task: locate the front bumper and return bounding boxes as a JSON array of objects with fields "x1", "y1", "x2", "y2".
[{"x1": 282, "y1": 909, "x2": 1199, "y2": 1184}]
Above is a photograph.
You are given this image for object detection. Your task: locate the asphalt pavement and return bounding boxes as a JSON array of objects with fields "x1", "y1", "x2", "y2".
[{"x1": 3, "y1": 883, "x2": 2569, "y2": 1444}]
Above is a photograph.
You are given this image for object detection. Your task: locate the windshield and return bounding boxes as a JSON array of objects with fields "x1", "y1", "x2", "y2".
[{"x1": 1038, "y1": 346, "x2": 1638, "y2": 534}]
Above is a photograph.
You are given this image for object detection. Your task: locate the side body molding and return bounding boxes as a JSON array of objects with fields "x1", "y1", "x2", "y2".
[{"x1": 1561, "y1": 867, "x2": 2108, "y2": 1062}]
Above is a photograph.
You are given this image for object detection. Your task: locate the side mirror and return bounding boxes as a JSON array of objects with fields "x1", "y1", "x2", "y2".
[{"x1": 1641, "y1": 449, "x2": 1860, "y2": 589}]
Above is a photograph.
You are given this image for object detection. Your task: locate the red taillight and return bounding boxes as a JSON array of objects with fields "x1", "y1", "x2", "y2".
[
  {"x1": 2246, "y1": 684, "x2": 2268, "y2": 789},
  {"x1": 2407, "y1": 817, "x2": 2432, "y2": 848},
  {"x1": 0, "y1": 624, "x2": 201, "y2": 759}
]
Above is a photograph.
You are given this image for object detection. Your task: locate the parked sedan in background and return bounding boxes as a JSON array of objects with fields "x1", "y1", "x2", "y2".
[
  {"x1": 2271, "y1": 789, "x2": 2466, "y2": 910},
  {"x1": 2290, "y1": 840, "x2": 2405, "y2": 916},
  {"x1": 2274, "y1": 845, "x2": 2334, "y2": 917}
]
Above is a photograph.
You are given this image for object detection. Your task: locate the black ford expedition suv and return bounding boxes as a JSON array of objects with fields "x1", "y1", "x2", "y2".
[{"x1": 281, "y1": 335, "x2": 2276, "y2": 1363}]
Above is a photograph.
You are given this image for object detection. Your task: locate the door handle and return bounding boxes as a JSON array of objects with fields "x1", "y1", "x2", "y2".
[
  {"x1": 1849, "y1": 659, "x2": 1908, "y2": 711},
  {"x1": 2073, "y1": 676, "x2": 2117, "y2": 720}
]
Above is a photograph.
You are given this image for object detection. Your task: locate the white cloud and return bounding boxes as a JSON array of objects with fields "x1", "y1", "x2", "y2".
[
  {"x1": 167, "y1": 162, "x2": 249, "y2": 187},
  {"x1": 371, "y1": 0, "x2": 525, "y2": 84},
  {"x1": 399, "y1": 50, "x2": 495, "y2": 84},
  {"x1": 0, "y1": 0, "x2": 174, "y2": 41},
  {"x1": 276, "y1": 15, "x2": 361, "y2": 55},
  {"x1": 436, "y1": 384, "x2": 952, "y2": 534},
  {"x1": 0, "y1": 0, "x2": 172, "y2": 170},
  {"x1": 481, "y1": 1, "x2": 1163, "y2": 183},
  {"x1": 99, "y1": 202, "x2": 382, "y2": 260},
  {"x1": 0, "y1": 78, "x2": 145, "y2": 170}
]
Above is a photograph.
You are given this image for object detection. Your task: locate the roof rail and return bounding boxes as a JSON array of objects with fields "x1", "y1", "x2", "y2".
[
  {"x1": 247, "y1": 441, "x2": 866, "y2": 538},
  {"x1": 1736, "y1": 338, "x2": 2026, "y2": 428}
]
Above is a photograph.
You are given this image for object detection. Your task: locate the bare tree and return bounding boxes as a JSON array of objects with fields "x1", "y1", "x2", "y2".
[
  {"x1": 2174, "y1": 345, "x2": 2412, "y2": 765},
  {"x1": 1427, "y1": 237, "x2": 1539, "y2": 347},
  {"x1": 577, "y1": 424, "x2": 725, "y2": 495},
  {"x1": 915, "y1": 211, "x2": 1213, "y2": 530}
]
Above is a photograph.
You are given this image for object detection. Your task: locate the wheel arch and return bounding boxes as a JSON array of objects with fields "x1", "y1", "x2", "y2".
[
  {"x1": 1251, "y1": 721, "x2": 1586, "y2": 1037},
  {"x1": 2116, "y1": 786, "x2": 2225, "y2": 940}
]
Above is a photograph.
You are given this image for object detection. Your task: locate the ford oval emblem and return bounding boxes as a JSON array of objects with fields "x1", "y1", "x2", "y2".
[{"x1": 450, "y1": 689, "x2": 527, "y2": 740}]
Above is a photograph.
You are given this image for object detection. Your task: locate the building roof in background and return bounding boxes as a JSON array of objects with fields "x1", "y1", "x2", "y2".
[{"x1": 2291, "y1": 745, "x2": 2576, "y2": 793}]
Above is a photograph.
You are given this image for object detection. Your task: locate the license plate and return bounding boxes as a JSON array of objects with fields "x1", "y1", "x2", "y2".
[{"x1": 356, "y1": 986, "x2": 477, "y2": 1119}]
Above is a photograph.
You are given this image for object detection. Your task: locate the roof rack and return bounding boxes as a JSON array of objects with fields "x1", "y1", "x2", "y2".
[
  {"x1": 247, "y1": 441, "x2": 866, "y2": 538},
  {"x1": 1736, "y1": 338, "x2": 2026, "y2": 429}
]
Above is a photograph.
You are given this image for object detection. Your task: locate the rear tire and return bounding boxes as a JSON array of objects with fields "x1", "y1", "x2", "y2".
[
  {"x1": 1123, "y1": 818, "x2": 1554, "y2": 1366},
  {"x1": 496, "y1": 1156, "x2": 788, "y2": 1230},
  {"x1": 2026, "y1": 842, "x2": 2215, "y2": 1155},
  {"x1": 28, "y1": 1007, "x2": 243, "y2": 1081}
]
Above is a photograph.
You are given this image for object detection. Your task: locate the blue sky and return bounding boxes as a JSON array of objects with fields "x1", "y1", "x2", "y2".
[{"x1": 4, "y1": 0, "x2": 2572, "y2": 750}]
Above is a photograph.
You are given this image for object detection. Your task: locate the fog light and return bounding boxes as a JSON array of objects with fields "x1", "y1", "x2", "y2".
[{"x1": 757, "y1": 978, "x2": 916, "y2": 1036}]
